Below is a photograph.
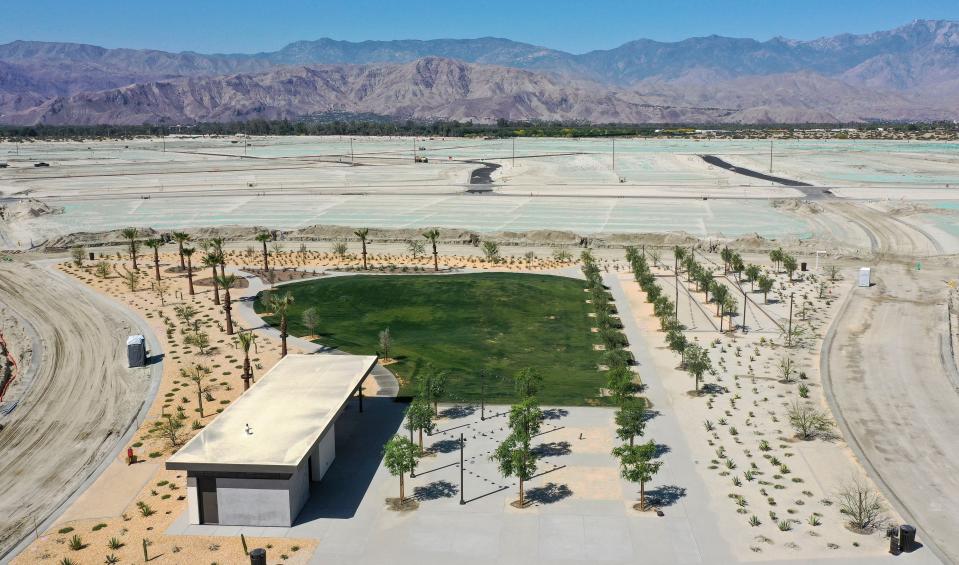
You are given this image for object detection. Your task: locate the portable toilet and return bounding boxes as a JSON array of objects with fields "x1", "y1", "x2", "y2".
[
  {"x1": 127, "y1": 335, "x2": 146, "y2": 367},
  {"x1": 858, "y1": 267, "x2": 871, "y2": 288}
]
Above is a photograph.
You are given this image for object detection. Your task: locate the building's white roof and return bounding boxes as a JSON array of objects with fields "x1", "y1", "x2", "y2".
[{"x1": 166, "y1": 354, "x2": 376, "y2": 473}]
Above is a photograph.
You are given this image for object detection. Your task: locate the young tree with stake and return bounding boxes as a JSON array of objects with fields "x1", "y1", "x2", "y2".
[
  {"x1": 615, "y1": 398, "x2": 647, "y2": 446},
  {"x1": 383, "y1": 435, "x2": 419, "y2": 504},
  {"x1": 491, "y1": 398, "x2": 542, "y2": 508},
  {"x1": 613, "y1": 440, "x2": 662, "y2": 511}
]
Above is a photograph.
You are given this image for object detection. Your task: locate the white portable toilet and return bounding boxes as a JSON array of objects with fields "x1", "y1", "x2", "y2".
[{"x1": 858, "y1": 267, "x2": 871, "y2": 288}]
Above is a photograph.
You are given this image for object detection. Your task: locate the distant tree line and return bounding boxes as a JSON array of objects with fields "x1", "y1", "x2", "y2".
[{"x1": 1, "y1": 116, "x2": 955, "y2": 141}]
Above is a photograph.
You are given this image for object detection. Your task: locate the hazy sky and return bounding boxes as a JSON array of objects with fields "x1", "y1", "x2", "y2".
[{"x1": 1, "y1": 0, "x2": 957, "y2": 54}]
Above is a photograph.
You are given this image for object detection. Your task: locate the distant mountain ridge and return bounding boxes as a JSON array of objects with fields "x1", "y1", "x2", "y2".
[{"x1": 1, "y1": 19, "x2": 958, "y2": 125}]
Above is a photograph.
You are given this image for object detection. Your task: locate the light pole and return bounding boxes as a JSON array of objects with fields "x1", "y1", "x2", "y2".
[
  {"x1": 459, "y1": 433, "x2": 465, "y2": 505},
  {"x1": 350, "y1": 138, "x2": 354, "y2": 166},
  {"x1": 674, "y1": 252, "x2": 679, "y2": 321},
  {"x1": 741, "y1": 285, "x2": 748, "y2": 333},
  {"x1": 480, "y1": 381, "x2": 486, "y2": 421},
  {"x1": 512, "y1": 137, "x2": 515, "y2": 168},
  {"x1": 612, "y1": 137, "x2": 616, "y2": 171},
  {"x1": 408, "y1": 423, "x2": 416, "y2": 478},
  {"x1": 787, "y1": 292, "x2": 794, "y2": 347}
]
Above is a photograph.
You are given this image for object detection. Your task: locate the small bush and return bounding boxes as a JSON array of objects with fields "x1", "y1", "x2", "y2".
[
  {"x1": 58, "y1": 527, "x2": 75, "y2": 534},
  {"x1": 92, "y1": 523, "x2": 107, "y2": 531}
]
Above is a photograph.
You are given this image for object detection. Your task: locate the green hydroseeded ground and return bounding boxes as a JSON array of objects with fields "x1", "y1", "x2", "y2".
[{"x1": 254, "y1": 273, "x2": 607, "y2": 405}]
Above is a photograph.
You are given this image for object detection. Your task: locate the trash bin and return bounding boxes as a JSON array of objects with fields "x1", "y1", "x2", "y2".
[
  {"x1": 126, "y1": 335, "x2": 146, "y2": 368},
  {"x1": 899, "y1": 525, "x2": 916, "y2": 552},
  {"x1": 250, "y1": 548, "x2": 266, "y2": 565},
  {"x1": 889, "y1": 532, "x2": 900, "y2": 555},
  {"x1": 800, "y1": 262, "x2": 807, "y2": 272}
]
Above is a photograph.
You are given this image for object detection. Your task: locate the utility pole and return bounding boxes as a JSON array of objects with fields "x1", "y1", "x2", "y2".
[
  {"x1": 459, "y1": 433, "x2": 465, "y2": 505},
  {"x1": 612, "y1": 137, "x2": 616, "y2": 171},
  {"x1": 512, "y1": 137, "x2": 515, "y2": 168},
  {"x1": 412, "y1": 137, "x2": 416, "y2": 163},
  {"x1": 787, "y1": 292, "x2": 794, "y2": 347},
  {"x1": 769, "y1": 140, "x2": 773, "y2": 174},
  {"x1": 350, "y1": 138, "x2": 354, "y2": 166}
]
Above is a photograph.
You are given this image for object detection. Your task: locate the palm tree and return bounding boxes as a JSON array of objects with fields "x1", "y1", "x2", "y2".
[
  {"x1": 268, "y1": 291, "x2": 295, "y2": 357},
  {"x1": 144, "y1": 238, "x2": 162, "y2": 281},
  {"x1": 255, "y1": 232, "x2": 272, "y2": 272},
  {"x1": 423, "y1": 228, "x2": 440, "y2": 272},
  {"x1": 202, "y1": 253, "x2": 221, "y2": 305},
  {"x1": 355, "y1": 228, "x2": 370, "y2": 269},
  {"x1": 236, "y1": 330, "x2": 258, "y2": 390},
  {"x1": 182, "y1": 247, "x2": 196, "y2": 295},
  {"x1": 121, "y1": 227, "x2": 139, "y2": 271},
  {"x1": 172, "y1": 232, "x2": 190, "y2": 270},
  {"x1": 209, "y1": 237, "x2": 226, "y2": 277},
  {"x1": 215, "y1": 273, "x2": 237, "y2": 335}
]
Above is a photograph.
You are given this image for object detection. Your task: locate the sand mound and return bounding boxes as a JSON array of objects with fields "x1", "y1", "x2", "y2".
[
  {"x1": 48, "y1": 226, "x2": 159, "y2": 249},
  {"x1": 875, "y1": 200, "x2": 953, "y2": 217},
  {"x1": 0, "y1": 199, "x2": 64, "y2": 221},
  {"x1": 770, "y1": 199, "x2": 823, "y2": 215}
]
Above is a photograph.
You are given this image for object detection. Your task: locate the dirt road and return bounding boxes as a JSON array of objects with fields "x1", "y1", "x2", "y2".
[
  {"x1": 0, "y1": 262, "x2": 160, "y2": 560},
  {"x1": 823, "y1": 256, "x2": 959, "y2": 564}
]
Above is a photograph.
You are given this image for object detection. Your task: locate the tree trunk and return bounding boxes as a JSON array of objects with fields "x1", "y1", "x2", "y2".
[
  {"x1": 432, "y1": 243, "x2": 438, "y2": 272},
  {"x1": 629, "y1": 434, "x2": 634, "y2": 447},
  {"x1": 152, "y1": 249, "x2": 161, "y2": 281},
  {"x1": 242, "y1": 354, "x2": 252, "y2": 390},
  {"x1": 211, "y1": 267, "x2": 220, "y2": 305},
  {"x1": 519, "y1": 476, "x2": 525, "y2": 507},
  {"x1": 186, "y1": 258, "x2": 195, "y2": 295},
  {"x1": 640, "y1": 480, "x2": 646, "y2": 511},
  {"x1": 130, "y1": 241, "x2": 137, "y2": 271},
  {"x1": 262, "y1": 241, "x2": 269, "y2": 272},
  {"x1": 399, "y1": 473, "x2": 405, "y2": 502},
  {"x1": 197, "y1": 389, "x2": 204, "y2": 418},
  {"x1": 361, "y1": 240, "x2": 367, "y2": 270},
  {"x1": 223, "y1": 289, "x2": 233, "y2": 335},
  {"x1": 418, "y1": 428, "x2": 423, "y2": 450},
  {"x1": 219, "y1": 261, "x2": 225, "y2": 278},
  {"x1": 178, "y1": 242, "x2": 185, "y2": 269},
  {"x1": 280, "y1": 317, "x2": 288, "y2": 357}
]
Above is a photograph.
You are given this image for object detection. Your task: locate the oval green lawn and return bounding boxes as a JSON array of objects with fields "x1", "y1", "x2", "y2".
[{"x1": 254, "y1": 272, "x2": 606, "y2": 405}]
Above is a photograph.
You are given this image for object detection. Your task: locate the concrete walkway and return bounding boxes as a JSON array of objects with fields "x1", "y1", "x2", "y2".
[{"x1": 230, "y1": 268, "x2": 399, "y2": 397}]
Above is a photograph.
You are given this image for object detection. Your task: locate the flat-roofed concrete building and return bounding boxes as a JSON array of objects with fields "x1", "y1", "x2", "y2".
[{"x1": 166, "y1": 354, "x2": 377, "y2": 526}]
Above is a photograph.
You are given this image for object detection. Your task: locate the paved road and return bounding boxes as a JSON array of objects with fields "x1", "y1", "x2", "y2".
[
  {"x1": 823, "y1": 262, "x2": 959, "y2": 565},
  {"x1": 0, "y1": 261, "x2": 162, "y2": 561}
]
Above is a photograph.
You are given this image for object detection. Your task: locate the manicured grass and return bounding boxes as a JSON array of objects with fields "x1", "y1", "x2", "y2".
[{"x1": 255, "y1": 273, "x2": 607, "y2": 405}]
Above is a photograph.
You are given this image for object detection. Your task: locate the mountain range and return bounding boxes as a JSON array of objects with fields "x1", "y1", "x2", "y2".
[{"x1": 1, "y1": 19, "x2": 958, "y2": 125}]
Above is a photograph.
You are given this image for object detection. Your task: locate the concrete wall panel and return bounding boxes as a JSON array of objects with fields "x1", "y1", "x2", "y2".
[{"x1": 215, "y1": 477, "x2": 292, "y2": 527}]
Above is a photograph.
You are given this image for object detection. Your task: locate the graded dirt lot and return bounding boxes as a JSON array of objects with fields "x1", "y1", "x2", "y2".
[
  {"x1": 0, "y1": 261, "x2": 158, "y2": 559},
  {"x1": 824, "y1": 259, "x2": 959, "y2": 564}
]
